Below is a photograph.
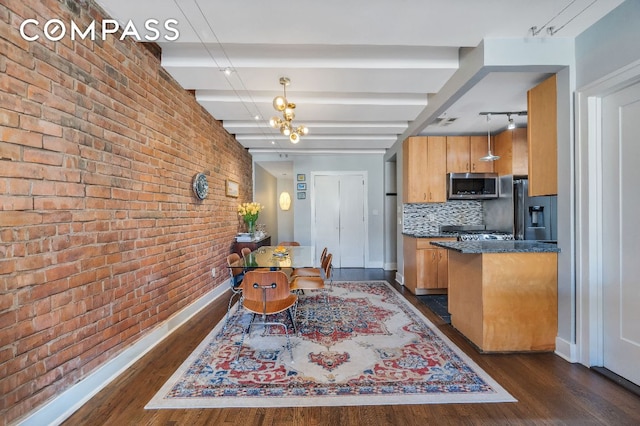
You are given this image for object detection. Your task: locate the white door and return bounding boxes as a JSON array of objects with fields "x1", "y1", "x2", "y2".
[
  {"x1": 337, "y1": 175, "x2": 365, "y2": 267},
  {"x1": 313, "y1": 175, "x2": 341, "y2": 265},
  {"x1": 312, "y1": 173, "x2": 366, "y2": 268},
  {"x1": 601, "y1": 80, "x2": 640, "y2": 386}
]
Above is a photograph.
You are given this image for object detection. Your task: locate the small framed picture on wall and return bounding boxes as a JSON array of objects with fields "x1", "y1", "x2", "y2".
[
  {"x1": 297, "y1": 191, "x2": 306, "y2": 200},
  {"x1": 297, "y1": 183, "x2": 306, "y2": 191},
  {"x1": 297, "y1": 173, "x2": 306, "y2": 182},
  {"x1": 226, "y1": 179, "x2": 239, "y2": 198}
]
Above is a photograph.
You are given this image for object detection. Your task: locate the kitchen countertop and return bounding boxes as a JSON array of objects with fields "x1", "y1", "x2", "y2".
[
  {"x1": 402, "y1": 232, "x2": 457, "y2": 238},
  {"x1": 431, "y1": 240, "x2": 560, "y2": 253}
]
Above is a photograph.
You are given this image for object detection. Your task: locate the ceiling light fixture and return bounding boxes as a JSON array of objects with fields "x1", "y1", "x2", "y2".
[
  {"x1": 269, "y1": 77, "x2": 308, "y2": 144},
  {"x1": 507, "y1": 114, "x2": 516, "y2": 130},
  {"x1": 479, "y1": 114, "x2": 500, "y2": 162}
]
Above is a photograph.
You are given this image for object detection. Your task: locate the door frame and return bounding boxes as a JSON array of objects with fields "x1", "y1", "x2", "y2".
[
  {"x1": 575, "y1": 59, "x2": 640, "y2": 367},
  {"x1": 309, "y1": 171, "x2": 369, "y2": 268}
]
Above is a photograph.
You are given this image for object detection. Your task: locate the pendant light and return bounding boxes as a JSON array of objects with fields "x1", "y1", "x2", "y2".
[
  {"x1": 479, "y1": 113, "x2": 500, "y2": 162},
  {"x1": 269, "y1": 77, "x2": 309, "y2": 144}
]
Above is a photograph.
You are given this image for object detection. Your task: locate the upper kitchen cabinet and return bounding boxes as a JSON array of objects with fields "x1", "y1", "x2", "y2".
[
  {"x1": 403, "y1": 136, "x2": 446, "y2": 203},
  {"x1": 527, "y1": 74, "x2": 557, "y2": 196},
  {"x1": 494, "y1": 127, "x2": 528, "y2": 176},
  {"x1": 446, "y1": 136, "x2": 494, "y2": 174}
]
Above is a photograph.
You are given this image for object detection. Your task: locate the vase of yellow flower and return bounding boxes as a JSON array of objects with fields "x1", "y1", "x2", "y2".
[{"x1": 237, "y1": 202, "x2": 263, "y2": 235}]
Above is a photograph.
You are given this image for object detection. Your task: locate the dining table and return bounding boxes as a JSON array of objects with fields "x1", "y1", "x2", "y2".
[{"x1": 228, "y1": 245, "x2": 316, "y2": 270}]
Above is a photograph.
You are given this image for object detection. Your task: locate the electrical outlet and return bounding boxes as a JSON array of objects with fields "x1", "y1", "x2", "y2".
[{"x1": 211, "y1": 268, "x2": 216, "y2": 278}]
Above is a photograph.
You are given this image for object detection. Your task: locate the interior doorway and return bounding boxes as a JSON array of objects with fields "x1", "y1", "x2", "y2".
[
  {"x1": 577, "y1": 62, "x2": 640, "y2": 387},
  {"x1": 600, "y1": 79, "x2": 640, "y2": 386},
  {"x1": 310, "y1": 172, "x2": 367, "y2": 268}
]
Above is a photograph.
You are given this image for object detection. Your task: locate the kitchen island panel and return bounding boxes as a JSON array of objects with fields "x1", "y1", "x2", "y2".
[
  {"x1": 448, "y1": 253, "x2": 484, "y2": 347},
  {"x1": 448, "y1": 250, "x2": 558, "y2": 352}
]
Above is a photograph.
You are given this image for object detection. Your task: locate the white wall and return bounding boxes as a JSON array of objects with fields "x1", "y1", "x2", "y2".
[
  {"x1": 276, "y1": 178, "x2": 295, "y2": 243},
  {"x1": 253, "y1": 164, "x2": 278, "y2": 238},
  {"x1": 575, "y1": 0, "x2": 640, "y2": 88}
]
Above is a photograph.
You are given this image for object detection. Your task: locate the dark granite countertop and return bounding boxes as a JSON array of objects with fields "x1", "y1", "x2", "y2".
[
  {"x1": 402, "y1": 232, "x2": 457, "y2": 239},
  {"x1": 431, "y1": 240, "x2": 560, "y2": 253}
]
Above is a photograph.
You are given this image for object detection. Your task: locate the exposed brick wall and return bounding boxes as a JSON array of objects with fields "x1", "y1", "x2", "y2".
[{"x1": 0, "y1": 0, "x2": 253, "y2": 423}]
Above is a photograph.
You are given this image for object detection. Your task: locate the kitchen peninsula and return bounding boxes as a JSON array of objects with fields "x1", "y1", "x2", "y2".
[{"x1": 431, "y1": 240, "x2": 560, "y2": 352}]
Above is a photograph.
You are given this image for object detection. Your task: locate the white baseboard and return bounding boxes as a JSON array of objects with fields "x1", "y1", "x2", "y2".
[
  {"x1": 395, "y1": 272, "x2": 404, "y2": 286},
  {"x1": 383, "y1": 262, "x2": 397, "y2": 271},
  {"x1": 18, "y1": 282, "x2": 230, "y2": 426},
  {"x1": 366, "y1": 260, "x2": 384, "y2": 268},
  {"x1": 554, "y1": 336, "x2": 578, "y2": 363}
]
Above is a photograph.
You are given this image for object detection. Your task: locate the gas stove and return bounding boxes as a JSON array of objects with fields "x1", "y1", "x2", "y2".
[
  {"x1": 440, "y1": 225, "x2": 514, "y2": 241},
  {"x1": 456, "y1": 231, "x2": 514, "y2": 241}
]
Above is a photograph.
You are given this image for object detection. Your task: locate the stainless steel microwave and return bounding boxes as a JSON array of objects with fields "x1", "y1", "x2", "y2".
[{"x1": 447, "y1": 173, "x2": 499, "y2": 200}]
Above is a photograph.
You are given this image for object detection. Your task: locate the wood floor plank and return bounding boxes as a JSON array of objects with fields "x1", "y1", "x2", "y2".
[{"x1": 61, "y1": 269, "x2": 640, "y2": 425}]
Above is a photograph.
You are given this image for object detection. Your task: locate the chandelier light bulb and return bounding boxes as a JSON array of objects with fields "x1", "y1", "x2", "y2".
[
  {"x1": 280, "y1": 122, "x2": 291, "y2": 136},
  {"x1": 273, "y1": 96, "x2": 287, "y2": 111},
  {"x1": 269, "y1": 117, "x2": 281, "y2": 128},
  {"x1": 284, "y1": 107, "x2": 295, "y2": 121},
  {"x1": 289, "y1": 132, "x2": 300, "y2": 143}
]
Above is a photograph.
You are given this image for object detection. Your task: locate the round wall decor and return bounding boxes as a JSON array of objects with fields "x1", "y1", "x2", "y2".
[{"x1": 192, "y1": 172, "x2": 209, "y2": 200}]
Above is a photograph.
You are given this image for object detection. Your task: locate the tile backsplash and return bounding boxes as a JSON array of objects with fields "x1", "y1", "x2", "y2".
[{"x1": 403, "y1": 201, "x2": 483, "y2": 234}]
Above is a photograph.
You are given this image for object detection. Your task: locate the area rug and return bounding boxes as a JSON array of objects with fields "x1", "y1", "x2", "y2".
[{"x1": 146, "y1": 281, "x2": 515, "y2": 409}]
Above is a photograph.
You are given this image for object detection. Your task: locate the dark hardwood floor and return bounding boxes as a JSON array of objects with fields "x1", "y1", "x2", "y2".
[{"x1": 63, "y1": 269, "x2": 640, "y2": 425}]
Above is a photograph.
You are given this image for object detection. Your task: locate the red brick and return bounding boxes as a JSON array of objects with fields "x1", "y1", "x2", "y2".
[
  {"x1": 23, "y1": 147, "x2": 64, "y2": 165},
  {"x1": 0, "y1": 211, "x2": 43, "y2": 226},
  {"x1": 0, "y1": 127, "x2": 43, "y2": 148},
  {"x1": 0, "y1": 195, "x2": 33, "y2": 211}
]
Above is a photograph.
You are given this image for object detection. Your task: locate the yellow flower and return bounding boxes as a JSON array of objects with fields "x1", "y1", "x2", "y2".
[{"x1": 237, "y1": 202, "x2": 263, "y2": 223}]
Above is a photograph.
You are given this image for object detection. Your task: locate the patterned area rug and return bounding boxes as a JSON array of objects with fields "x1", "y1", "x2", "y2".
[{"x1": 146, "y1": 281, "x2": 515, "y2": 408}]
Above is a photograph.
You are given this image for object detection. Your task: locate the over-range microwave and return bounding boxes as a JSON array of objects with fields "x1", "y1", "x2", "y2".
[{"x1": 447, "y1": 173, "x2": 499, "y2": 200}]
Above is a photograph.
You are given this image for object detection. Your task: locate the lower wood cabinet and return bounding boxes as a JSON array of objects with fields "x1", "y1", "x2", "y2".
[{"x1": 403, "y1": 236, "x2": 456, "y2": 295}]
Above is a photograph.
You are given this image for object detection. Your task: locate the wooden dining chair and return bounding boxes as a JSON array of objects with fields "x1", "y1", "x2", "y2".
[
  {"x1": 290, "y1": 254, "x2": 333, "y2": 324},
  {"x1": 240, "y1": 247, "x2": 252, "y2": 259},
  {"x1": 224, "y1": 253, "x2": 245, "y2": 329},
  {"x1": 290, "y1": 253, "x2": 333, "y2": 292},
  {"x1": 234, "y1": 270, "x2": 298, "y2": 362},
  {"x1": 291, "y1": 247, "x2": 328, "y2": 278}
]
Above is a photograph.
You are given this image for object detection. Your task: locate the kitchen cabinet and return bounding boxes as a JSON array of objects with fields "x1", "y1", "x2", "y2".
[
  {"x1": 446, "y1": 136, "x2": 494, "y2": 173},
  {"x1": 402, "y1": 136, "x2": 446, "y2": 203},
  {"x1": 527, "y1": 74, "x2": 557, "y2": 195},
  {"x1": 494, "y1": 127, "x2": 528, "y2": 176},
  {"x1": 403, "y1": 236, "x2": 456, "y2": 295}
]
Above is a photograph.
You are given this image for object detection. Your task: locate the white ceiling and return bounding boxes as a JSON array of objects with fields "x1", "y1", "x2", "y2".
[{"x1": 97, "y1": 0, "x2": 623, "y2": 159}]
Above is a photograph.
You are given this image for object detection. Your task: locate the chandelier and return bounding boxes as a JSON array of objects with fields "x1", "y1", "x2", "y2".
[{"x1": 269, "y1": 77, "x2": 308, "y2": 144}]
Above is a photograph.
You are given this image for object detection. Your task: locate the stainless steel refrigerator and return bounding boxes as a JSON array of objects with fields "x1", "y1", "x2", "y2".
[
  {"x1": 483, "y1": 175, "x2": 557, "y2": 242},
  {"x1": 514, "y1": 178, "x2": 557, "y2": 241}
]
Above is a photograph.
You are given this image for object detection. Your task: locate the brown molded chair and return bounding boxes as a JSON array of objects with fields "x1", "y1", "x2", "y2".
[
  {"x1": 224, "y1": 253, "x2": 245, "y2": 329},
  {"x1": 290, "y1": 253, "x2": 333, "y2": 292},
  {"x1": 291, "y1": 247, "x2": 328, "y2": 278},
  {"x1": 234, "y1": 270, "x2": 298, "y2": 362},
  {"x1": 240, "y1": 247, "x2": 252, "y2": 259}
]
